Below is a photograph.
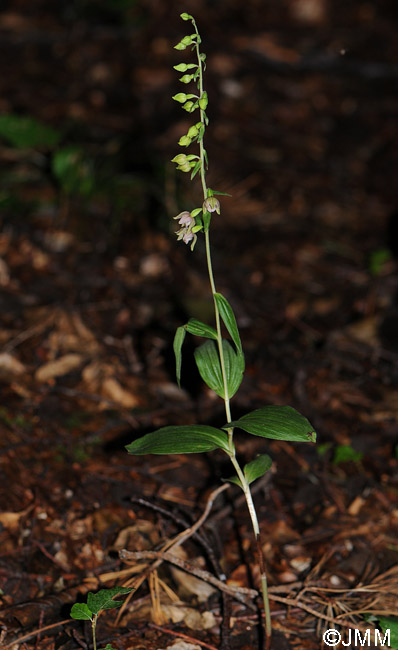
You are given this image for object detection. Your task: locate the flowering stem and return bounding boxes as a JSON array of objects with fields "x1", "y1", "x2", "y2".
[
  {"x1": 91, "y1": 615, "x2": 97, "y2": 650},
  {"x1": 192, "y1": 20, "x2": 272, "y2": 649}
]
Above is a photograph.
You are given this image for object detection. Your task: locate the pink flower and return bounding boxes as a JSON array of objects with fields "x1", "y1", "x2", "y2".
[
  {"x1": 178, "y1": 213, "x2": 195, "y2": 227},
  {"x1": 182, "y1": 231, "x2": 194, "y2": 244},
  {"x1": 203, "y1": 197, "x2": 220, "y2": 214},
  {"x1": 173, "y1": 210, "x2": 198, "y2": 250}
]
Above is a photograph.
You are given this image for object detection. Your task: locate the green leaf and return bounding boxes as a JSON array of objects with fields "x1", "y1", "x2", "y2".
[
  {"x1": 70, "y1": 603, "x2": 93, "y2": 621},
  {"x1": 185, "y1": 318, "x2": 217, "y2": 340},
  {"x1": 333, "y1": 444, "x2": 363, "y2": 464},
  {"x1": 244, "y1": 454, "x2": 272, "y2": 484},
  {"x1": 126, "y1": 425, "x2": 230, "y2": 455},
  {"x1": 173, "y1": 326, "x2": 186, "y2": 388},
  {"x1": 376, "y1": 616, "x2": 398, "y2": 649},
  {"x1": 224, "y1": 406, "x2": 317, "y2": 443},
  {"x1": 52, "y1": 147, "x2": 94, "y2": 197},
  {"x1": 221, "y1": 475, "x2": 242, "y2": 488},
  {"x1": 211, "y1": 190, "x2": 232, "y2": 197},
  {"x1": 0, "y1": 114, "x2": 62, "y2": 149},
  {"x1": 194, "y1": 339, "x2": 244, "y2": 399},
  {"x1": 190, "y1": 160, "x2": 201, "y2": 179},
  {"x1": 87, "y1": 587, "x2": 133, "y2": 615},
  {"x1": 202, "y1": 210, "x2": 211, "y2": 232},
  {"x1": 102, "y1": 645, "x2": 117, "y2": 650},
  {"x1": 214, "y1": 293, "x2": 242, "y2": 352}
]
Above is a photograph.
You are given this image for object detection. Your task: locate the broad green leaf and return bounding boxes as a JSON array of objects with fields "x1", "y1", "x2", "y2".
[
  {"x1": 194, "y1": 339, "x2": 244, "y2": 399},
  {"x1": 214, "y1": 293, "x2": 242, "y2": 352},
  {"x1": 70, "y1": 602, "x2": 92, "y2": 621},
  {"x1": 102, "y1": 645, "x2": 118, "y2": 650},
  {"x1": 52, "y1": 147, "x2": 94, "y2": 197},
  {"x1": 87, "y1": 587, "x2": 133, "y2": 615},
  {"x1": 185, "y1": 318, "x2": 217, "y2": 340},
  {"x1": 244, "y1": 454, "x2": 272, "y2": 485},
  {"x1": 0, "y1": 114, "x2": 62, "y2": 149},
  {"x1": 222, "y1": 339, "x2": 244, "y2": 398},
  {"x1": 126, "y1": 424, "x2": 230, "y2": 455},
  {"x1": 224, "y1": 406, "x2": 316, "y2": 443},
  {"x1": 173, "y1": 326, "x2": 186, "y2": 388},
  {"x1": 376, "y1": 616, "x2": 398, "y2": 649}
]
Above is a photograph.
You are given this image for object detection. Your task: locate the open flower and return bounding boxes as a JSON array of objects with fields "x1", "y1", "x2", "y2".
[
  {"x1": 203, "y1": 197, "x2": 220, "y2": 214},
  {"x1": 173, "y1": 211, "x2": 197, "y2": 250}
]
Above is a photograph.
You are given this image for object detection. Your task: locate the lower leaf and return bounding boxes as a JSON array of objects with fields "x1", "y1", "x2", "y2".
[{"x1": 126, "y1": 424, "x2": 230, "y2": 455}]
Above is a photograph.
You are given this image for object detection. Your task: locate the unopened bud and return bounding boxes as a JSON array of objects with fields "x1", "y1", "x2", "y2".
[
  {"x1": 178, "y1": 135, "x2": 192, "y2": 147},
  {"x1": 187, "y1": 124, "x2": 199, "y2": 138},
  {"x1": 171, "y1": 154, "x2": 188, "y2": 165}
]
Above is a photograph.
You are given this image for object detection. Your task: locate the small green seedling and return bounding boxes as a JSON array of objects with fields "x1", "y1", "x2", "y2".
[
  {"x1": 70, "y1": 586, "x2": 133, "y2": 650},
  {"x1": 333, "y1": 444, "x2": 363, "y2": 464},
  {"x1": 126, "y1": 13, "x2": 317, "y2": 650}
]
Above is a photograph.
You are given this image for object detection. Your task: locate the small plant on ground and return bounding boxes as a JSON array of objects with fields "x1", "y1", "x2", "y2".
[
  {"x1": 70, "y1": 586, "x2": 133, "y2": 650},
  {"x1": 126, "y1": 13, "x2": 317, "y2": 649}
]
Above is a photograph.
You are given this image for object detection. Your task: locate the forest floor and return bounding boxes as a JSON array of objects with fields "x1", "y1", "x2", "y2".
[{"x1": 0, "y1": 1, "x2": 397, "y2": 649}]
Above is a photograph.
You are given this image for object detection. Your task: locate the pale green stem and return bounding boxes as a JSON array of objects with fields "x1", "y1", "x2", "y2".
[
  {"x1": 92, "y1": 615, "x2": 97, "y2": 650},
  {"x1": 192, "y1": 19, "x2": 271, "y2": 648}
]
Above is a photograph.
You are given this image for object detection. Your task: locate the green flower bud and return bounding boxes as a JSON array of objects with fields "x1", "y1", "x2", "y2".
[
  {"x1": 179, "y1": 74, "x2": 194, "y2": 84},
  {"x1": 173, "y1": 93, "x2": 188, "y2": 103},
  {"x1": 182, "y1": 101, "x2": 195, "y2": 112},
  {"x1": 174, "y1": 42, "x2": 187, "y2": 51},
  {"x1": 178, "y1": 135, "x2": 192, "y2": 147},
  {"x1": 198, "y1": 92, "x2": 208, "y2": 110},
  {"x1": 187, "y1": 124, "x2": 199, "y2": 138},
  {"x1": 181, "y1": 35, "x2": 193, "y2": 46},
  {"x1": 176, "y1": 162, "x2": 191, "y2": 172},
  {"x1": 171, "y1": 154, "x2": 188, "y2": 165},
  {"x1": 180, "y1": 12, "x2": 193, "y2": 21}
]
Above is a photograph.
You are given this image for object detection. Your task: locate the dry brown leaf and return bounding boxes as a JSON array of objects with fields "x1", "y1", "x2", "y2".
[
  {"x1": 48, "y1": 310, "x2": 101, "y2": 356},
  {"x1": 169, "y1": 547, "x2": 216, "y2": 603},
  {"x1": 160, "y1": 604, "x2": 215, "y2": 630},
  {"x1": 0, "y1": 504, "x2": 33, "y2": 532},
  {"x1": 160, "y1": 643, "x2": 201, "y2": 650},
  {"x1": 0, "y1": 257, "x2": 10, "y2": 286},
  {"x1": 101, "y1": 376, "x2": 139, "y2": 408},
  {"x1": 0, "y1": 352, "x2": 26, "y2": 380},
  {"x1": 112, "y1": 520, "x2": 160, "y2": 552},
  {"x1": 35, "y1": 353, "x2": 85, "y2": 382}
]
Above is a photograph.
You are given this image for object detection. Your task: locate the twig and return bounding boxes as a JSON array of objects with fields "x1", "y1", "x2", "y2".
[
  {"x1": 119, "y1": 548, "x2": 257, "y2": 606},
  {"x1": 5, "y1": 619, "x2": 73, "y2": 648},
  {"x1": 148, "y1": 622, "x2": 219, "y2": 650}
]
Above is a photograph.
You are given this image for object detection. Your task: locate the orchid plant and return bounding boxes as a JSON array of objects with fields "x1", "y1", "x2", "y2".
[{"x1": 126, "y1": 13, "x2": 317, "y2": 649}]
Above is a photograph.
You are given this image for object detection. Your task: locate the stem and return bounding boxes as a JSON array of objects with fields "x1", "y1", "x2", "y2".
[
  {"x1": 192, "y1": 19, "x2": 271, "y2": 649},
  {"x1": 91, "y1": 615, "x2": 97, "y2": 650}
]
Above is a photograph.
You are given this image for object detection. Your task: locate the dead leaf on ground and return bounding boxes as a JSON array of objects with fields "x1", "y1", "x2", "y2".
[
  {"x1": 169, "y1": 546, "x2": 216, "y2": 603},
  {"x1": 35, "y1": 353, "x2": 85, "y2": 382},
  {"x1": 0, "y1": 503, "x2": 33, "y2": 532},
  {"x1": 0, "y1": 352, "x2": 26, "y2": 380}
]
